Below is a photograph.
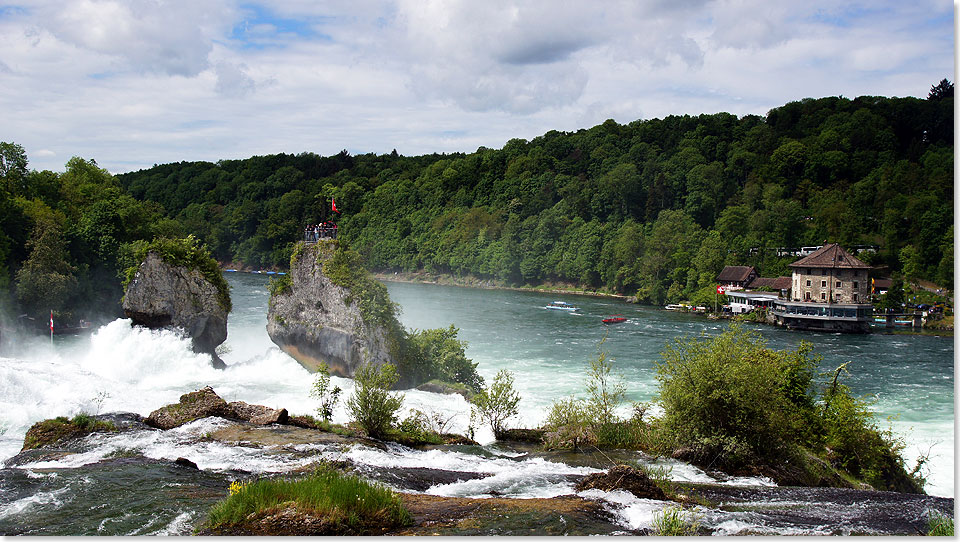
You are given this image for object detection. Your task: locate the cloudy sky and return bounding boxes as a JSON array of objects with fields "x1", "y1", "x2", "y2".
[{"x1": 0, "y1": 1, "x2": 954, "y2": 173}]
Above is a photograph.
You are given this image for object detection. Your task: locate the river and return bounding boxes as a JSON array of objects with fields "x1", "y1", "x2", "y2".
[{"x1": 0, "y1": 272, "x2": 953, "y2": 534}]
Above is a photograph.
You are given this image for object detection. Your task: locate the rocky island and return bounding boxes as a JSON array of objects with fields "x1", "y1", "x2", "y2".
[
  {"x1": 267, "y1": 240, "x2": 483, "y2": 393},
  {"x1": 122, "y1": 236, "x2": 231, "y2": 369},
  {"x1": 267, "y1": 240, "x2": 399, "y2": 378}
]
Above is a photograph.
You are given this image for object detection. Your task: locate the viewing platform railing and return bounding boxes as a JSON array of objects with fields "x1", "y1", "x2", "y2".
[{"x1": 304, "y1": 227, "x2": 338, "y2": 243}]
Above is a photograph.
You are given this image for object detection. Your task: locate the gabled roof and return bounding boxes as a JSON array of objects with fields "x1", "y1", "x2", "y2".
[
  {"x1": 717, "y1": 266, "x2": 755, "y2": 282},
  {"x1": 789, "y1": 243, "x2": 870, "y2": 269},
  {"x1": 749, "y1": 276, "x2": 792, "y2": 290}
]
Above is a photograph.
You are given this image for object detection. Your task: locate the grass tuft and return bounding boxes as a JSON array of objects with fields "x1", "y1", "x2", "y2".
[
  {"x1": 927, "y1": 511, "x2": 954, "y2": 536},
  {"x1": 652, "y1": 506, "x2": 699, "y2": 536},
  {"x1": 204, "y1": 466, "x2": 411, "y2": 535}
]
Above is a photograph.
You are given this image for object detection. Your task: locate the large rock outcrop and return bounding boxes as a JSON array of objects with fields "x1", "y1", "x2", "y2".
[
  {"x1": 267, "y1": 241, "x2": 397, "y2": 377},
  {"x1": 123, "y1": 251, "x2": 228, "y2": 368},
  {"x1": 145, "y1": 386, "x2": 288, "y2": 429}
]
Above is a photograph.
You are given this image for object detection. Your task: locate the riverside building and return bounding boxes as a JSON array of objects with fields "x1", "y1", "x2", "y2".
[{"x1": 771, "y1": 243, "x2": 873, "y2": 333}]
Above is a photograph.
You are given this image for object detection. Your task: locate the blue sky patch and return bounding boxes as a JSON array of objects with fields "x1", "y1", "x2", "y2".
[{"x1": 230, "y1": 3, "x2": 333, "y2": 49}]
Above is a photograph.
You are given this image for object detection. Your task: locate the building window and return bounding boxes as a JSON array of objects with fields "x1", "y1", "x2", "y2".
[
  {"x1": 806, "y1": 279, "x2": 811, "y2": 287},
  {"x1": 836, "y1": 281, "x2": 841, "y2": 288},
  {"x1": 853, "y1": 293, "x2": 859, "y2": 302},
  {"x1": 821, "y1": 280, "x2": 827, "y2": 288},
  {"x1": 820, "y1": 292, "x2": 826, "y2": 300},
  {"x1": 853, "y1": 281, "x2": 859, "y2": 289}
]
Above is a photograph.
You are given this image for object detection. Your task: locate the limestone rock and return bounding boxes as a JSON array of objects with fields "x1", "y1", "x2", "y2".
[
  {"x1": 229, "y1": 401, "x2": 288, "y2": 425},
  {"x1": 146, "y1": 386, "x2": 235, "y2": 429},
  {"x1": 574, "y1": 464, "x2": 668, "y2": 501},
  {"x1": 122, "y1": 251, "x2": 228, "y2": 368},
  {"x1": 146, "y1": 387, "x2": 289, "y2": 429},
  {"x1": 266, "y1": 241, "x2": 395, "y2": 377}
]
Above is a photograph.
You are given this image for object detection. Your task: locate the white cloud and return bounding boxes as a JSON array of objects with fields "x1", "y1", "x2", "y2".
[{"x1": 0, "y1": 0, "x2": 951, "y2": 173}]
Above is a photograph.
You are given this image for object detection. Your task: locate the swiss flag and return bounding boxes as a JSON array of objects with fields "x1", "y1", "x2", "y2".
[
  {"x1": 716, "y1": 285, "x2": 725, "y2": 294},
  {"x1": 332, "y1": 197, "x2": 339, "y2": 213},
  {"x1": 50, "y1": 311, "x2": 54, "y2": 333}
]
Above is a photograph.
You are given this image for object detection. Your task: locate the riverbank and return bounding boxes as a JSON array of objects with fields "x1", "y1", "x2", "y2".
[
  {"x1": 375, "y1": 271, "x2": 954, "y2": 337},
  {"x1": 373, "y1": 270, "x2": 633, "y2": 301}
]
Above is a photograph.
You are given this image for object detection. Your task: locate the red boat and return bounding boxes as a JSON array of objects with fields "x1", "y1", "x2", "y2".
[{"x1": 602, "y1": 315, "x2": 627, "y2": 324}]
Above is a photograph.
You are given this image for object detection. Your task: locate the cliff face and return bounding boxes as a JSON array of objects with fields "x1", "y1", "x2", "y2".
[
  {"x1": 122, "y1": 251, "x2": 228, "y2": 368},
  {"x1": 267, "y1": 241, "x2": 396, "y2": 377}
]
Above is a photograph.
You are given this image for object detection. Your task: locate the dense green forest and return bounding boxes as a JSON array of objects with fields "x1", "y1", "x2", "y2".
[{"x1": 0, "y1": 83, "x2": 953, "y2": 324}]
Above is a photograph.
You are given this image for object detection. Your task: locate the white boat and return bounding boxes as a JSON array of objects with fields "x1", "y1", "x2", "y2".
[{"x1": 545, "y1": 301, "x2": 579, "y2": 311}]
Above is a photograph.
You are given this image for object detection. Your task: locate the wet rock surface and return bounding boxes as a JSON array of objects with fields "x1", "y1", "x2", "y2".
[
  {"x1": 145, "y1": 387, "x2": 288, "y2": 430},
  {"x1": 394, "y1": 494, "x2": 622, "y2": 536},
  {"x1": 575, "y1": 464, "x2": 668, "y2": 500},
  {"x1": 679, "y1": 483, "x2": 953, "y2": 535},
  {"x1": 122, "y1": 252, "x2": 228, "y2": 368}
]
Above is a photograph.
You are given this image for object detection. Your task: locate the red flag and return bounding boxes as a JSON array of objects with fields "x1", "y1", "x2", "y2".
[
  {"x1": 716, "y1": 285, "x2": 725, "y2": 294},
  {"x1": 50, "y1": 311, "x2": 54, "y2": 333},
  {"x1": 332, "y1": 197, "x2": 339, "y2": 213}
]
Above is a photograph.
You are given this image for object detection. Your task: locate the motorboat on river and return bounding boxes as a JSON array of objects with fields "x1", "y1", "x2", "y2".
[
  {"x1": 602, "y1": 315, "x2": 627, "y2": 324},
  {"x1": 545, "y1": 301, "x2": 579, "y2": 311}
]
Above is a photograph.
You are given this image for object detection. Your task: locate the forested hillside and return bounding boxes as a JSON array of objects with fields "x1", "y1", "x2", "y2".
[{"x1": 0, "y1": 85, "x2": 953, "y2": 324}]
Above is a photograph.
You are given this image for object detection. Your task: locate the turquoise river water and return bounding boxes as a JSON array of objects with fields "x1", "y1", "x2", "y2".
[{"x1": 0, "y1": 272, "x2": 953, "y2": 534}]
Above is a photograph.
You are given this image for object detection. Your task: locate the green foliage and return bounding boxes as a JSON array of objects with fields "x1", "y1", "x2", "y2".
[
  {"x1": 654, "y1": 324, "x2": 922, "y2": 490},
  {"x1": 15, "y1": 215, "x2": 78, "y2": 317},
  {"x1": 111, "y1": 91, "x2": 953, "y2": 298},
  {"x1": 322, "y1": 243, "x2": 399, "y2": 330},
  {"x1": 346, "y1": 362, "x2": 404, "y2": 440},
  {"x1": 469, "y1": 369, "x2": 520, "y2": 438},
  {"x1": 927, "y1": 512, "x2": 954, "y2": 536},
  {"x1": 542, "y1": 397, "x2": 595, "y2": 450},
  {"x1": 652, "y1": 506, "x2": 699, "y2": 536},
  {"x1": 394, "y1": 410, "x2": 445, "y2": 446},
  {"x1": 542, "y1": 342, "x2": 647, "y2": 450},
  {"x1": 404, "y1": 325, "x2": 483, "y2": 392},
  {"x1": 268, "y1": 274, "x2": 292, "y2": 296},
  {"x1": 655, "y1": 324, "x2": 820, "y2": 467},
  {"x1": 876, "y1": 278, "x2": 905, "y2": 311},
  {"x1": 22, "y1": 414, "x2": 117, "y2": 450},
  {"x1": 123, "y1": 235, "x2": 232, "y2": 313},
  {"x1": 203, "y1": 465, "x2": 411, "y2": 534},
  {"x1": 310, "y1": 363, "x2": 342, "y2": 422}
]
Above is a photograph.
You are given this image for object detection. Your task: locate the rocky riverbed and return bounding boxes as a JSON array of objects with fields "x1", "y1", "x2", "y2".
[{"x1": 1, "y1": 388, "x2": 952, "y2": 536}]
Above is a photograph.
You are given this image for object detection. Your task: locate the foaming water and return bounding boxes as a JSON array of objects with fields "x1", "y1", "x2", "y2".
[{"x1": 0, "y1": 272, "x2": 953, "y2": 508}]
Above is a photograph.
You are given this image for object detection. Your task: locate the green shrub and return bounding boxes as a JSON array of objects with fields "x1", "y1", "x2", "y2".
[
  {"x1": 469, "y1": 369, "x2": 520, "y2": 439},
  {"x1": 542, "y1": 397, "x2": 595, "y2": 450},
  {"x1": 404, "y1": 325, "x2": 483, "y2": 393},
  {"x1": 346, "y1": 362, "x2": 404, "y2": 439},
  {"x1": 268, "y1": 274, "x2": 292, "y2": 296},
  {"x1": 204, "y1": 466, "x2": 411, "y2": 534},
  {"x1": 322, "y1": 244, "x2": 399, "y2": 330},
  {"x1": 394, "y1": 410, "x2": 445, "y2": 446},
  {"x1": 655, "y1": 324, "x2": 816, "y2": 466},
  {"x1": 542, "y1": 341, "x2": 643, "y2": 450},
  {"x1": 310, "y1": 363, "x2": 342, "y2": 422},
  {"x1": 818, "y1": 369, "x2": 921, "y2": 492},
  {"x1": 654, "y1": 324, "x2": 922, "y2": 491}
]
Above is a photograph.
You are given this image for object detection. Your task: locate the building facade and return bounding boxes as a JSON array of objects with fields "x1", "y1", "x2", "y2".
[{"x1": 771, "y1": 244, "x2": 873, "y2": 333}]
